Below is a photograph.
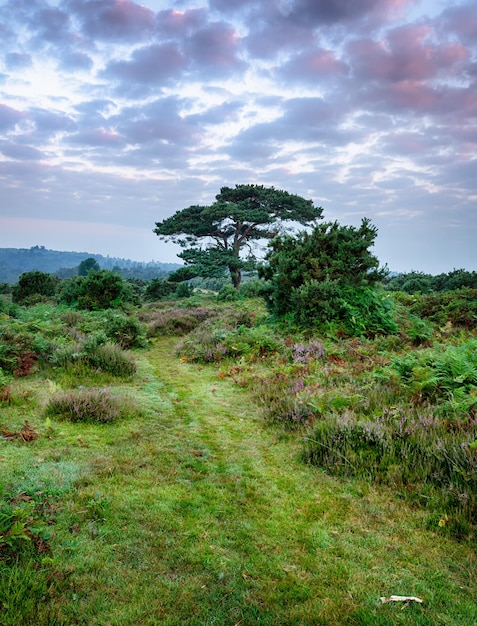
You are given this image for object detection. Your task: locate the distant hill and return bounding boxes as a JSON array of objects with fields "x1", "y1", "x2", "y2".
[{"x1": 0, "y1": 246, "x2": 180, "y2": 283}]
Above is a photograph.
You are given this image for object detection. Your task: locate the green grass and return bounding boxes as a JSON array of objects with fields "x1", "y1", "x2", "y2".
[{"x1": 2, "y1": 333, "x2": 477, "y2": 625}]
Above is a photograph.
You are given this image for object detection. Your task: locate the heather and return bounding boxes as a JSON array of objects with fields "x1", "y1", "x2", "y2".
[{"x1": 1, "y1": 283, "x2": 477, "y2": 624}]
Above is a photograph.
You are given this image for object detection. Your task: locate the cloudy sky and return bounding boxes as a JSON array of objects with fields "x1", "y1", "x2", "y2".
[{"x1": 0, "y1": 0, "x2": 476, "y2": 273}]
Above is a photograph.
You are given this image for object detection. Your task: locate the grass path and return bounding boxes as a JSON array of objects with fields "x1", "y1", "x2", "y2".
[{"x1": 20, "y1": 338, "x2": 477, "y2": 625}]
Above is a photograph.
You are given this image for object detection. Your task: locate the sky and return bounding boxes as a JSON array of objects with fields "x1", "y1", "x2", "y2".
[{"x1": 0, "y1": 0, "x2": 476, "y2": 273}]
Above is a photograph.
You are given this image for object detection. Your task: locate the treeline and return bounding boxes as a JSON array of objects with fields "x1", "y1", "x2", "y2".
[
  {"x1": 0, "y1": 246, "x2": 180, "y2": 283},
  {"x1": 385, "y1": 268, "x2": 477, "y2": 293}
]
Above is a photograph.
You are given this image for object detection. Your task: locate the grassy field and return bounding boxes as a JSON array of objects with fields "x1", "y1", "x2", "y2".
[{"x1": 1, "y1": 301, "x2": 477, "y2": 625}]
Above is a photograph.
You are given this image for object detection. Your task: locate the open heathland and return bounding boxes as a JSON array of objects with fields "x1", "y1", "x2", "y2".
[{"x1": 1, "y1": 295, "x2": 477, "y2": 625}]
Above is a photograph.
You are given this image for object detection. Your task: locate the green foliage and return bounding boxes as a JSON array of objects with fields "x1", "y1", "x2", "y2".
[
  {"x1": 57, "y1": 270, "x2": 135, "y2": 310},
  {"x1": 303, "y1": 409, "x2": 477, "y2": 534},
  {"x1": 386, "y1": 269, "x2": 477, "y2": 293},
  {"x1": 175, "y1": 282, "x2": 194, "y2": 299},
  {"x1": 50, "y1": 338, "x2": 137, "y2": 377},
  {"x1": 45, "y1": 388, "x2": 134, "y2": 423},
  {"x1": 217, "y1": 284, "x2": 242, "y2": 302},
  {"x1": 101, "y1": 311, "x2": 146, "y2": 348},
  {"x1": 238, "y1": 278, "x2": 267, "y2": 299},
  {"x1": 408, "y1": 288, "x2": 477, "y2": 328},
  {"x1": 144, "y1": 277, "x2": 177, "y2": 301},
  {"x1": 177, "y1": 322, "x2": 281, "y2": 363},
  {"x1": 154, "y1": 184, "x2": 322, "y2": 288},
  {"x1": 12, "y1": 271, "x2": 57, "y2": 305},
  {"x1": 259, "y1": 219, "x2": 392, "y2": 335},
  {"x1": 83, "y1": 342, "x2": 137, "y2": 377},
  {"x1": 78, "y1": 257, "x2": 100, "y2": 276},
  {"x1": 0, "y1": 499, "x2": 50, "y2": 562},
  {"x1": 377, "y1": 339, "x2": 477, "y2": 421}
]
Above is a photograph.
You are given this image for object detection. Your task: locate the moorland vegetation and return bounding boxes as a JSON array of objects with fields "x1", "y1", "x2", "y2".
[{"x1": 1, "y1": 191, "x2": 477, "y2": 624}]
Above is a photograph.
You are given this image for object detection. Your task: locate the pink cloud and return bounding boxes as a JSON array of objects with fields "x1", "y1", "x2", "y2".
[
  {"x1": 348, "y1": 23, "x2": 469, "y2": 83},
  {"x1": 278, "y1": 48, "x2": 349, "y2": 82}
]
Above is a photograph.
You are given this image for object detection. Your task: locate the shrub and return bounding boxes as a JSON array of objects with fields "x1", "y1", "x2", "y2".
[
  {"x1": 303, "y1": 409, "x2": 477, "y2": 535},
  {"x1": 238, "y1": 279, "x2": 267, "y2": 299},
  {"x1": 58, "y1": 271, "x2": 135, "y2": 310},
  {"x1": 140, "y1": 306, "x2": 216, "y2": 337},
  {"x1": 144, "y1": 278, "x2": 177, "y2": 301},
  {"x1": 83, "y1": 342, "x2": 137, "y2": 377},
  {"x1": 217, "y1": 284, "x2": 241, "y2": 302},
  {"x1": 177, "y1": 323, "x2": 284, "y2": 363},
  {"x1": 409, "y1": 288, "x2": 477, "y2": 328},
  {"x1": 12, "y1": 271, "x2": 57, "y2": 305},
  {"x1": 45, "y1": 388, "x2": 132, "y2": 423},
  {"x1": 49, "y1": 339, "x2": 136, "y2": 378},
  {"x1": 377, "y1": 338, "x2": 477, "y2": 421},
  {"x1": 289, "y1": 282, "x2": 398, "y2": 336},
  {"x1": 102, "y1": 312, "x2": 146, "y2": 348}
]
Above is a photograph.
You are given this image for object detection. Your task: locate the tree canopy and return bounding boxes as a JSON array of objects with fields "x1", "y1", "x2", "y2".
[{"x1": 154, "y1": 184, "x2": 322, "y2": 288}]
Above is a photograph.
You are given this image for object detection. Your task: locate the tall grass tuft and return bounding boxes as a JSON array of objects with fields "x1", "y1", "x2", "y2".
[{"x1": 45, "y1": 387, "x2": 134, "y2": 423}]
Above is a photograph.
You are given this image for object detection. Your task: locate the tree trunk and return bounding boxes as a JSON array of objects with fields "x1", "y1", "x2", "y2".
[{"x1": 230, "y1": 267, "x2": 242, "y2": 289}]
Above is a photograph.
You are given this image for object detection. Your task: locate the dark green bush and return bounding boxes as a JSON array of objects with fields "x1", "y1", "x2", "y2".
[
  {"x1": 12, "y1": 271, "x2": 57, "y2": 305},
  {"x1": 58, "y1": 271, "x2": 135, "y2": 310},
  {"x1": 144, "y1": 278, "x2": 177, "y2": 301}
]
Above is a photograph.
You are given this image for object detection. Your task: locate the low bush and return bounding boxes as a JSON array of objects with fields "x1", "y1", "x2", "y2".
[
  {"x1": 177, "y1": 323, "x2": 283, "y2": 363},
  {"x1": 12, "y1": 271, "x2": 57, "y2": 306},
  {"x1": 102, "y1": 311, "x2": 146, "y2": 348},
  {"x1": 140, "y1": 306, "x2": 217, "y2": 337},
  {"x1": 376, "y1": 338, "x2": 477, "y2": 423},
  {"x1": 82, "y1": 342, "x2": 137, "y2": 377},
  {"x1": 50, "y1": 339, "x2": 136, "y2": 378},
  {"x1": 45, "y1": 388, "x2": 133, "y2": 423},
  {"x1": 409, "y1": 288, "x2": 477, "y2": 328},
  {"x1": 303, "y1": 408, "x2": 477, "y2": 535}
]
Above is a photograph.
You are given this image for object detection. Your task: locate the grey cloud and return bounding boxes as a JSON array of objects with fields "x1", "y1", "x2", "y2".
[
  {"x1": 208, "y1": 0, "x2": 257, "y2": 15},
  {"x1": 286, "y1": 0, "x2": 398, "y2": 26},
  {"x1": 156, "y1": 8, "x2": 207, "y2": 37},
  {"x1": 103, "y1": 43, "x2": 186, "y2": 84},
  {"x1": 74, "y1": 99, "x2": 116, "y2": 119},
  {"x1": 187, "y1": 100, "x2": 242, "y2": 125},
  {"x1": 29, "y1": 108, "x2": 77, "y2": 135},
  {"x1": 0, "y1": 104, "x2": 25, "y2": 130},
  {"x1": 4, "y1": 52, "x2": 32, "y2": 69},
  {"x1": 60, "y1": 51, "x2": 94, "y2": 70},
  {"x1": 244, "y1": 15, "x2": 317, "y2": 59},
  {"x1": 276, "y1": 47, "x2": 349, "y2": 83},
  {"x1": 226, "y1": 96, "x2": 351, "y2": 162},
  {"x1": 114, "y1": 97, "x2": 199, "y2": 145},
  {"x1": 33, "y1": 7, "x2": 71, "y2": 43},
  {"x1": 186, "y1": 22, "x2": 246, "y2": 74},
  {"x1": 69, "y1": 128, "x2": 124, "y2": 146},
  {"x1": 0, "y1": 141, "x2": 45, "y2": 160},
  {"x1": 440, "y1": 1, "x2": 477, "y2": 45},
  {"x1": 66, "y1": 0, "x2": 155, "y2": 41}
]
